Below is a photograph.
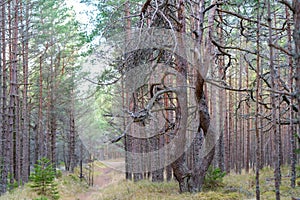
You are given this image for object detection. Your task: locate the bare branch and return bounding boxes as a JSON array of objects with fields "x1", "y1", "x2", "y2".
[
  {"x1": 211, "y1": 39, "x2": 256, "y2": 55},
  {"x1": 141, "y1": 0, "x2": 152, "y2": 15},
  {"x1": 206, "y1": 79, "x2": 252, "y2": 93},
  {"x1": 128, "y1": 87, "x2": 178, "y2": 124},
  {"x1": 217, "y1": 8, "x2": 286, "y2": 31},
  {"x1": 110, "y1": 121, "x2": 133, "y2": 143},
  {"x1": 203, "y1": 1, "x2": 226, "y2": 14},
  {"x1": 269, "y1": 43, "x2": 293, "y2": 56},
  {"x1": 83, "y1": 76, "x2": 120, "y2": 86},
  {"x1": 278, "y1": 0, "x2": 295, "y2": 13}
]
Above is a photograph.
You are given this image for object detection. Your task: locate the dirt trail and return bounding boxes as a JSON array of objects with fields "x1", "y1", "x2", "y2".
[{"x1": 75, "y1": 164, "x2": 118, "y2": 200}]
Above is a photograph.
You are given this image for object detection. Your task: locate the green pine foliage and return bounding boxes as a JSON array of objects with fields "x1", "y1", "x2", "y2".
[
  {"x1": 7, "y1": 173, "x2": 19, "y2": 191},
  {"x1": 204, "y1": 167, "x2": 226, "y2": 189},
  {"x1": 34, "y1": 197, "x2": 49, "y2": 200},
  {"x1": 29, "y1": 158, "x2": 60, "y2": 200}
]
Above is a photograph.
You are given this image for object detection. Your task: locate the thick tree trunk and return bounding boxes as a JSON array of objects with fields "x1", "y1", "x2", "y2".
[
  {"x1": 171, "y1": 23, "x2": 190, "y2": 191},
  {"x1": 151, "y1": 135, "x2": 164, "y2": 182},
  {"x1": 293, "y1": 1, "x2": 300, "y2": 169}
]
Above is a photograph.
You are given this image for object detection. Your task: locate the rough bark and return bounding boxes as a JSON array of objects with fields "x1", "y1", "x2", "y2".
[
  {"x1": 293, "y1": 1, "x2": 300, "y2": 170},
  {"x1": 245, "y1": 62, "x2": 250, "y2": 173},
  {"x1": 0, "y1": 3, "x2": 2, "y2": 189},
  {"x1": 36, "y1": 55, "x2": 43, "y2": 163},
  {"x1": 286, "y1": 5, "x2": 296, "y2": 188},
  {"x1": 21, "y1": 0, "x2": 30, "y2": 183},
  {"x1": 255, "y1": 1, "x2": 261, "y2": 199},
  {"x1": 68, "y1": 96, "x2": 76, "y2": 172},
  {"x1": 1, "y1": 1, "x2": 8, "y2": 193},
  {"x1": 267, "y1": 1, "x2": 281, "y2": 199}
]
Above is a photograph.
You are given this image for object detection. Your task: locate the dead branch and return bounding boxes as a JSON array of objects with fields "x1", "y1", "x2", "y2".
[{"x1": 278, "y1": 0, "x2": 295, "y2": 13}]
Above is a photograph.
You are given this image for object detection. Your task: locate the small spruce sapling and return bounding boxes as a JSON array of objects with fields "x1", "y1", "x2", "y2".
[{"x1": 30, "y1": 157, "x2": 60, "y2": 200}]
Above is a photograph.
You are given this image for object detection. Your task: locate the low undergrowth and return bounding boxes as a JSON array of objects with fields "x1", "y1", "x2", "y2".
[
  {"x1": 0, "y1": 172, "x2": 88, "y2": 200},
  {"x1": 223, "y1": 166, "x2": 300, "y2": 200},
  {"x1": 0, "y1": 165, "x2": 300, "y2": 200},
  {"x1": 96, "y1": 180, "x2": 241, "y2": 200}
]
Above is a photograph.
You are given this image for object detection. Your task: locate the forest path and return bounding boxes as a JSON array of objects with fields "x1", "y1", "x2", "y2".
[{"x1": 74, "y1": 162, "x2": 124, "y2": 200}]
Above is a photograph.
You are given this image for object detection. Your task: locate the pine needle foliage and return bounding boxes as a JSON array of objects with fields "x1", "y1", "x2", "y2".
[
  {"x1": 204, "y1": 167, "x2": 226, "y2": 188},
  {"x1": 29, "y1": 158, "x2": 60, "y2": 200}
]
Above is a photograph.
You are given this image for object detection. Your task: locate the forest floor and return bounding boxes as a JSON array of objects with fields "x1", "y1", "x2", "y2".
[
  {"x1": 1, "y1": 162, "x2": 300, "y2": 200},
  {"x1": 73, "y1": 162, "x2": 124, "y2": 200}
]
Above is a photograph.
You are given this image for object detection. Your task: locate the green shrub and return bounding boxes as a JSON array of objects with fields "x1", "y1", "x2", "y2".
[
  {"x1": 55, "y1": 170, "x2": 62, "y2": 179},
  {"x1": 204, "y1": 167, "x2": 226, "y2": 189},
  {"x1": 296, "y1": 165, "x2": 300, "y2": 178},
  {"x1": 30, "y1": 157, "x2": 60, "y2": 200},
  {"x1": 7, "y1": 173, "x2": 19, "y2": 191},
  {"x1": 34, "y1": 197, "x2": 49, "y2": 200}
]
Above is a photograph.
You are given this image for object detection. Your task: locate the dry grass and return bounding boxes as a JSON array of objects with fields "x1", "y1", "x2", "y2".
[
  {"x1": 95, "y1": 180, "x2": 241, "y2": 200},
  {"x1": 1, "y1": 165, "x2": 300, "y2": 200},
  {"x1": 223, "y1": 166, "x2": 300, "y2": 200},
  {"x1": 0, "y1": 172, "x2": 88, "y2": 200},
  {"x1": 0, "y1": 185, "x2": 39, "y2": 200}
]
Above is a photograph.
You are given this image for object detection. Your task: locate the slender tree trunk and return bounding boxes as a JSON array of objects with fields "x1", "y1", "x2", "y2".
[
  {"x1": 12, "y1": 0, "x2": 21, "y2": 184},
  {"x1": 228, "y1": 76, "x2": 233, "y2": 172},
  {"x1": 245, "y1": 61, "x2": 250, "y2": 173},
  {"x1": 234, "y1": 72, "x2": 238, "y2": 173},
  {"x1": 267, "y1": 1, "x2": 280, "y2": 199},
  {"x1": 0, "y1": 3, "x2": 2, "y2": 189},
  {"x1": 21, "y1": 0, "x2": 30, "y2": 184},
  {"x1": 69, "y1": 89, "x2": 76, "y2": 172},
  {"x1": 36, "y1": 55, "x2": 44, "y2": 163},
  {"x1": 1, "y1": 1, "x2": 8, "y2": 193},
  {"x1": 164, "y1": 90, "x2": 173, "y2": 181},
  {"x1": 286, "y1": 5, "x2": 296, "y2": 188},
  {"x1": 255, "y1": 1, "x2": 261, "y2": 199},
  {"x1": 8, "y1": 0, "x2": 20, "y2": 185},
  {"x1": 7, "y1": 0, "x2": 15, "y2": 186},
  {"x1": 124, "y1": 0, "x2": 132, "y2": 181},
  {"x1": 238, "y1": 47, "x2": 243, "y2": 174},
  {"x1": 217, "y1": 9, "x2": 225, "y2": 172}
]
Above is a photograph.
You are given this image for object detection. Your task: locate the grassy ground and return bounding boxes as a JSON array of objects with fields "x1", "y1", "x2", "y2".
[
  {"x1": 223, "y1": 167, "x2": 300, "y2": 200},
  {"x1": 0, "y1": 173, "x2": 88, "y2": 200},
  {"x1": 95, "y1": 179, "x2": 241, "y2": 200},
  {"x1": 0, "y1": 165, "x2": 300, "y2": 200}
]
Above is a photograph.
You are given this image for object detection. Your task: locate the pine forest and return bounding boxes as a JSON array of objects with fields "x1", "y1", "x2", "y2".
[{"x1": 0, "y1": 0, "x2": 300, "y2": 199}]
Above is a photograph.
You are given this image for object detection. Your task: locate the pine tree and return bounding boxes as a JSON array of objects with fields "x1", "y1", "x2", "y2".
[{"x1": 29, "y1": 157, "x2": 60, "y2": 200}]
